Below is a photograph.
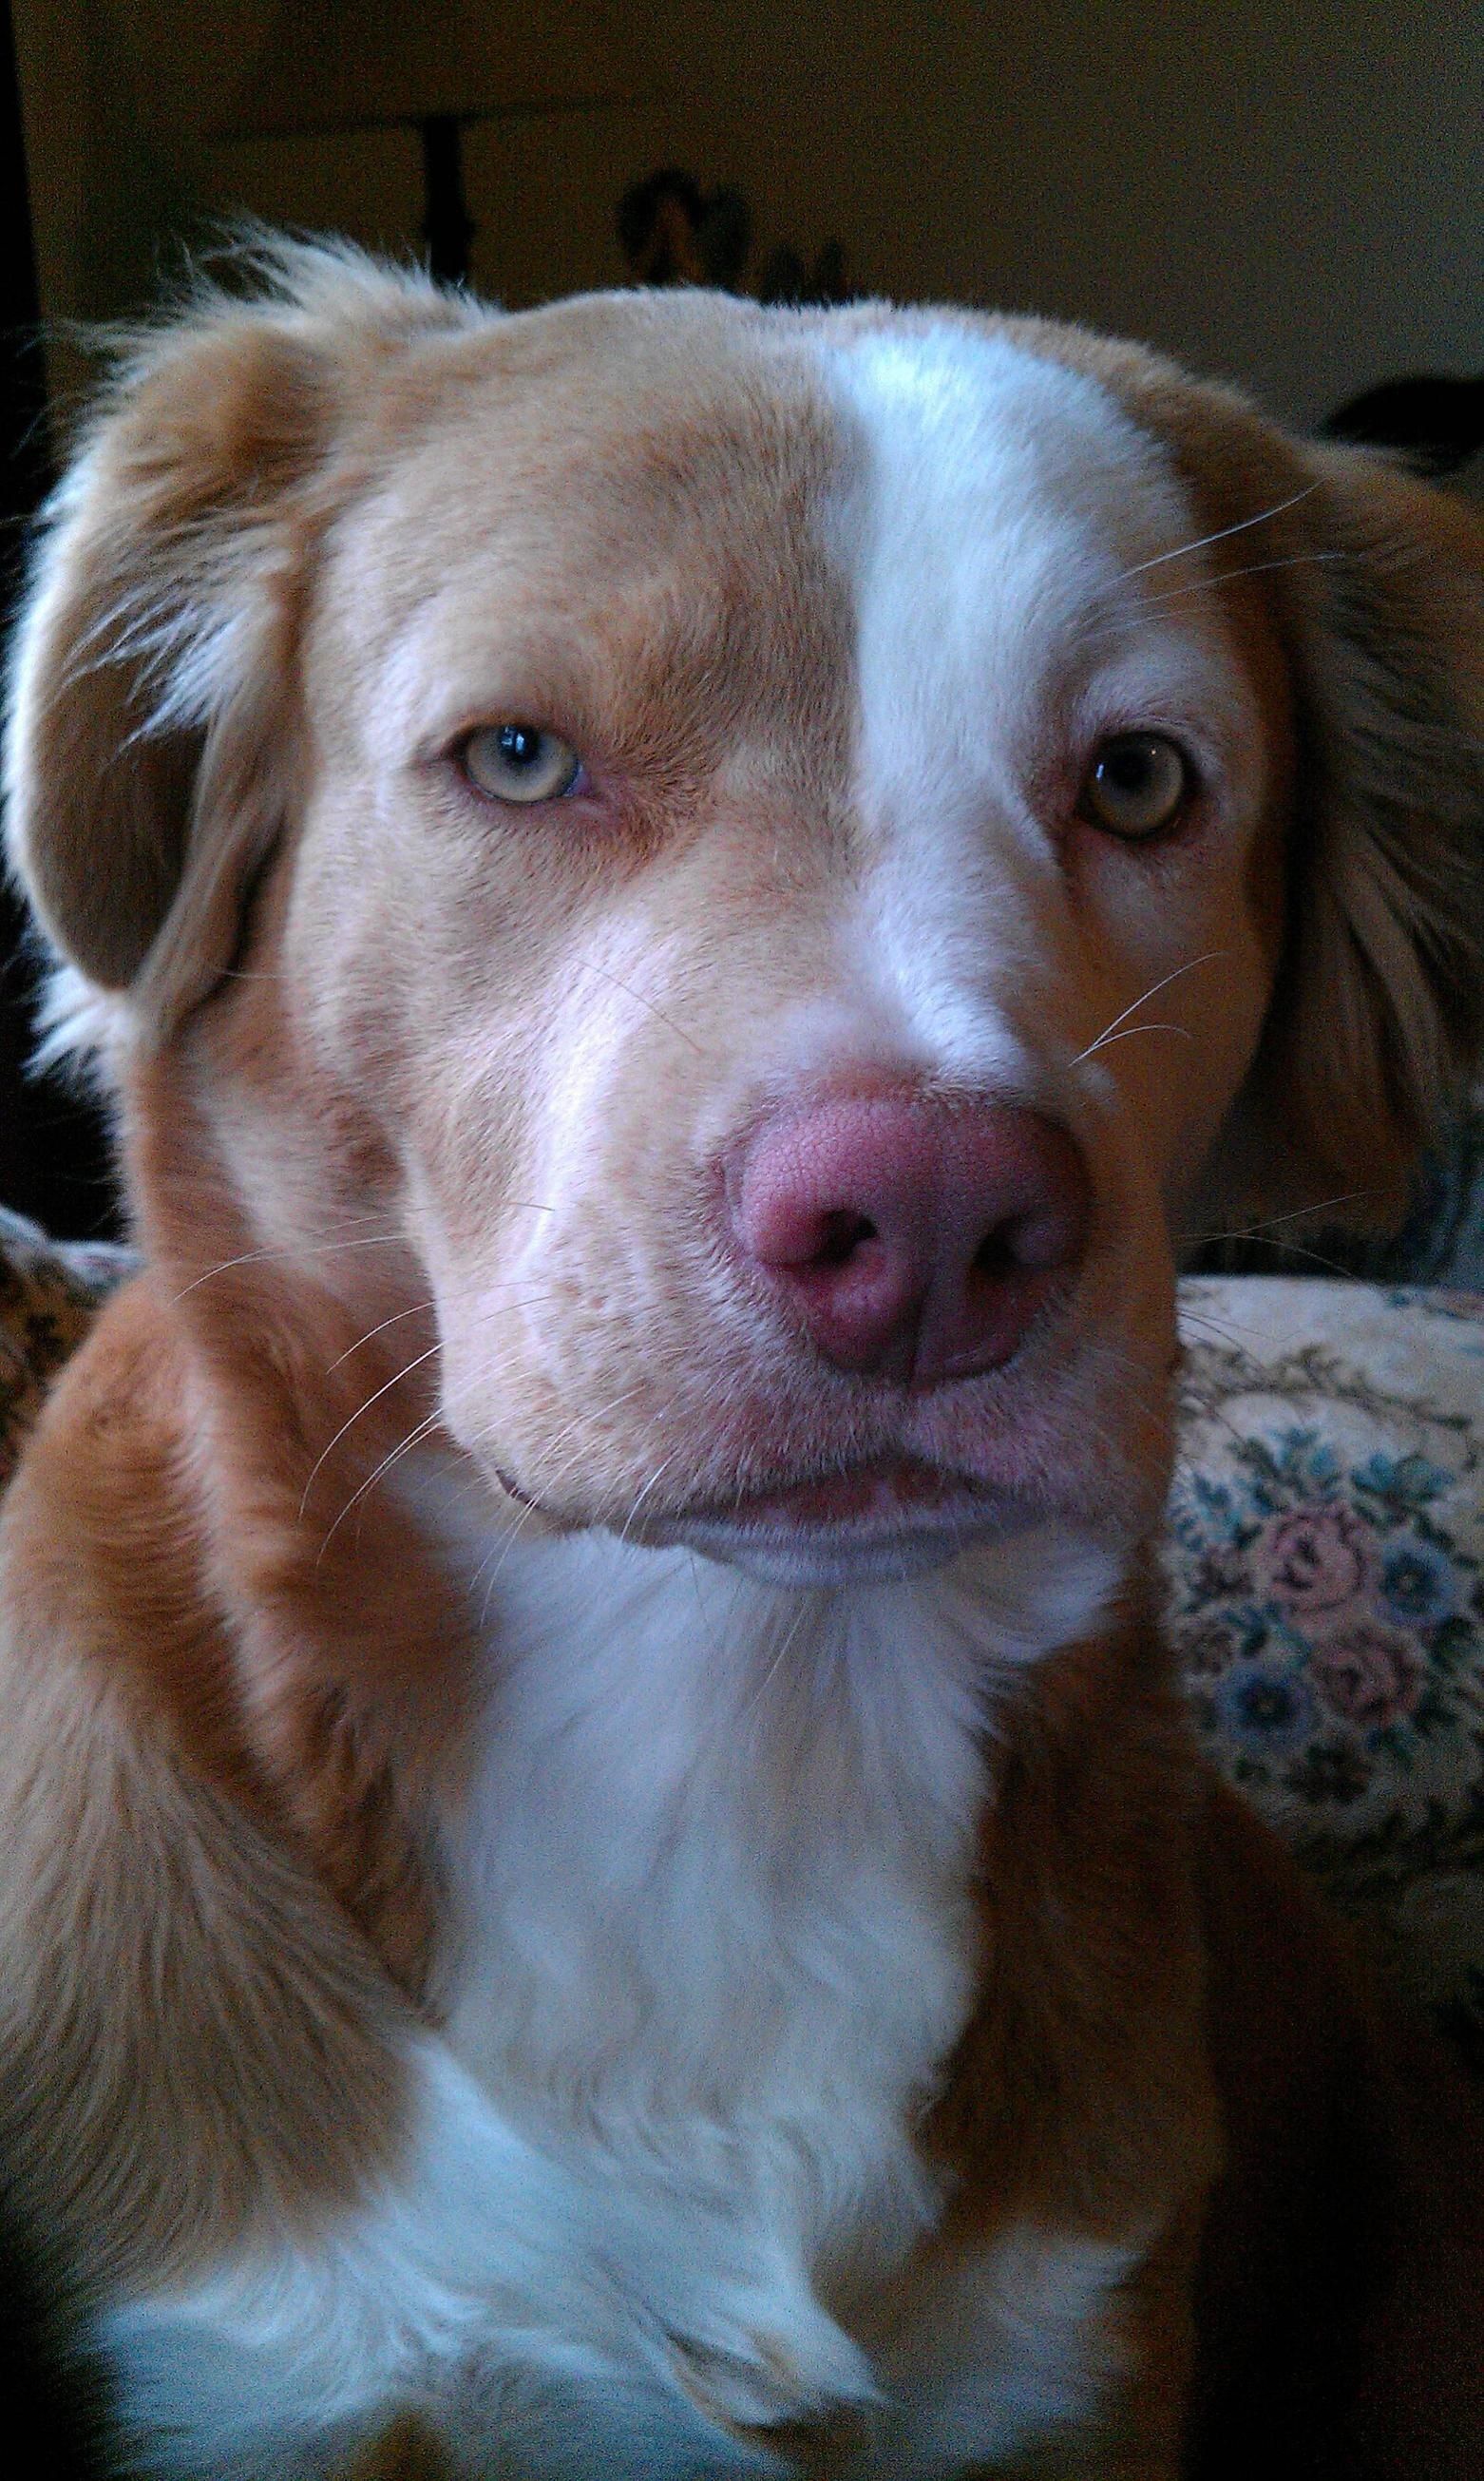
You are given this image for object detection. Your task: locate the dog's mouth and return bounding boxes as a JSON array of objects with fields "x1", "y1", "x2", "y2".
[{"x1": 617, "y1": 1456, "x2": 1038, "y2": 1585}]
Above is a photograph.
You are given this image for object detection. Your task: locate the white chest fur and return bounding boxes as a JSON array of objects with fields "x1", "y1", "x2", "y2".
[
  {"x1": 108, "y1": 1522, "x2": 1129, "y2": 2477},
  {"x1": 447, "y1": 1536, "x2": 993, "y2": 2232}
]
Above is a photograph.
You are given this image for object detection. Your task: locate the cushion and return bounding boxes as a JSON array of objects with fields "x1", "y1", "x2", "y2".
[
  {"x1": 1172, "y1": 1278, "x2": 1484, "y2": 2066},
  {"x1": 0, "y1": 1207, "x2": 136, "y2": 1493}
]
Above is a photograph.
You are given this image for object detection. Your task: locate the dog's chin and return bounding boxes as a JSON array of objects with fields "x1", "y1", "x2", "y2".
[{"x1": 625, "y1": 1460, "x2": 1043, "y2": 1588}]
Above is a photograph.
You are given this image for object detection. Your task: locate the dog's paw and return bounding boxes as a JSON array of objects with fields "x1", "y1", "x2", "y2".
[
  {"x1": 665, "y1": 2323, "x2": 875, "y2": 2434},
  {"x1": 653, "y1": 2269, "x2": 884, "y2": 2478}
]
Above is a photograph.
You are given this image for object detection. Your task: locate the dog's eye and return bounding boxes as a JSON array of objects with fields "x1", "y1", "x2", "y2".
[
  {"x1": 1078, "y1": 733, "x2": 1192, "y2": 841},
  {"x1": 459, "y1": 724, "x2": 582, "y2": 805}
]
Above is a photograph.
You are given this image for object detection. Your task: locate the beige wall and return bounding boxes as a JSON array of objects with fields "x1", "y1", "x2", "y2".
[{"x1": 14, "y1": 0, "x2": 1482, "y2": 429}]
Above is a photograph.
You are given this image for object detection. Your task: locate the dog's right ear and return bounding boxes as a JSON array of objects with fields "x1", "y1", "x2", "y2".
[{"x1": 4, "y1": 242, "x2": 481, "y2": 1039}]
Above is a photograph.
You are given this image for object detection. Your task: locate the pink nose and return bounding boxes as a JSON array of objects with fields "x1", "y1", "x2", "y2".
[{"x1": 726, "y1": 1093, "x2": 1090, "y2": 1385}]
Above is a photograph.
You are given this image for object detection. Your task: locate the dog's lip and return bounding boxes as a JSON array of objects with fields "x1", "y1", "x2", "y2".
[
  {"x1": 496, "y1": 1452, "x2": 1038, "y2": 1536},
  {"x1": 630, "y1": 1456, "x2": 1034, "y2": 1550},
  {"x1": 496, "y1": 1467, "x2": 541, "y2": 1511}
]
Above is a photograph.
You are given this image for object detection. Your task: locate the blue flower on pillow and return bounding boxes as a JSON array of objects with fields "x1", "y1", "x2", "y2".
[
  {"x1": 1380, "y1": 1536, "x2": 1457, "y2": 1627},
  {"x1": 1215, "y1": 1660, "x2": 1316, "y2": 1753},
  {"x1": 1352, "y1": 1450, "x2": 1454, "y2": 1511}
]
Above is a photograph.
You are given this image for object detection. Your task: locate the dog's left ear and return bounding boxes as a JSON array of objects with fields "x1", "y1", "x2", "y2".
[
  {"x1": 1202, "y1": 442, "x2": 1484, "y2": 1232},
  {"x1": 3, "y1": 241, "x2": 481, "y2": 1048}
]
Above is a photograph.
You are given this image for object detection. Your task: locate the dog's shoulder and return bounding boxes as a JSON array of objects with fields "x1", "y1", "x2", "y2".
[{"x1": 0, "y1": 1278, "x2": 415, "y2": 2300}]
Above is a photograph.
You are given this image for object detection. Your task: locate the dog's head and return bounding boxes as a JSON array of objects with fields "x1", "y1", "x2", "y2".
[{"x1": 7, "y1": 245, "x2": 1482, "y2": 1585}]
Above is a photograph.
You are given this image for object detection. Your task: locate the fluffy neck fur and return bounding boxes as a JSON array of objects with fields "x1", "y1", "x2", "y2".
[{"x1": 404, "y1": 1490, "x2": 1125, "y2": 2278}]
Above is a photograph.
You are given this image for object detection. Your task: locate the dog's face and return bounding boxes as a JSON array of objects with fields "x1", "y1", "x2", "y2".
[
  {"x1": 8, "y1": 255, "x2": 1482, "y2": 1586},
  {"x1": 289, "y1": 301, "x2": 1285, "y2": 1577}
]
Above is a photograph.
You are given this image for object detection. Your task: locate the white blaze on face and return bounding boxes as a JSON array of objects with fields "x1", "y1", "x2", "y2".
[{"x1": 815, "y1": 327, "x2": 1262, "y2": 1103}]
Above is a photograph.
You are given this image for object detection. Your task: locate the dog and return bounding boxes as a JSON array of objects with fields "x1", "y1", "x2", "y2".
[{"x1": 2, "y1": 240, "x2": 1482, "y2": 2479}]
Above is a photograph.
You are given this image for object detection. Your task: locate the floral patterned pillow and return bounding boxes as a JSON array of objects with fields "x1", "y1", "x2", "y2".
[
  {"x1": 0, "y1": 1207, "x2": 137, "y2": 1493},
  {"x1": 1172, "y1": 1279, "x2": 1484, "y2": 2067}
]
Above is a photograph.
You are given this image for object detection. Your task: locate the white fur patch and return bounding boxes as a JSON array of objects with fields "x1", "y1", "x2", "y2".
[
  {"x1": 106, "y1": 1515, "x2": 1126, "y2": 2477},
  {"x1": 820, "y1": 326, "x2": 1260, "y2": 1100},
  {"x1": 864, "y1": 2223, "x2": 1140, "y2": 2474}
]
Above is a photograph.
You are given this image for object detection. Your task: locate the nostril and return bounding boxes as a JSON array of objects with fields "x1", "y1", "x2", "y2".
[
  {"x1": 816, "y1": 1210, "x2": 877, "y2": 1268},
  {"x1": 972, "y1": 1198, "x2": 1084, "y2": 1284},
  {"x1": 979, "y1": 1200, "x2": 1086, "y2": 1278},
  {"x1": 726, "y1": 1091, "x2": 1091, "y2": 1384},
  {"x1": 971, "y1": 1223, "x2": 1019, "y2": 1282}
]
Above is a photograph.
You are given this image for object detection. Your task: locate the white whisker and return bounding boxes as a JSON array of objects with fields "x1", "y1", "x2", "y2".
[
  {"x1": 327, "y1": 1299, "x2": 438, "y2": 1370},
  {"x1": 1193, "y1": 1229, "x2": 1371, "y2": 1280},
  {"x1": 1183, "y1": 1189, "x2": 1378, "y2": 1246},
  {"x1": 171, "y1": 1230, "x2": 410, "y2": 1303},
  {"x1": 299, "y1": 1342, "x2": 444, "y2": 1518},
  {"x1": 617, "y1": 1450, "x2": 684, "y2": 1547},
  {"x1": 477, "y1": 1493, "x2": 550, "y2": 1623},
  {"x1": 1073, "y1": 952, "x2": 1227, "y2": 1065},
  {"x1": 319, "y1": 1269, "x2": 565, "y2": 1378},
  {"x1": 1133, "y1": 549, "x2": 1343, "y2": 615},
  {"x1": 1116, "y1": 482, "x2": 1322, "y2": 580},
  {"x1": 314, "y1": 1410, "x2": 448, "y2": 1559},
  {"x1": 453, "y1": 1380, "x2": 661, "y2": 1614},
  {"x1": 1075, "y1": 1021, "x2": 1192, "y2": 1056},
  {"x1": 1083, "y1": 551, "x2": 1344, "y2": 648},
  {"x1": 744, "y1": 1595, "x2": 812, "y2": 1719},
  {"x1": 686, "y1": 1552, "x2": 711, "y2": 1627},
  {"x1": 572, "y1": 957, "x2": 704, "y2": 1057},
  {"x1": 174, "y1": 1203, "x2": 555, "y2": 1311},
  {"x1": 1174, "y1": 1304, "x2": 1263, "y2": 1350}
]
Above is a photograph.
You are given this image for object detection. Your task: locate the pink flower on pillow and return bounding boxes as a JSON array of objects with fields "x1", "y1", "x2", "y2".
[
  {"x1": 1310, "y1": 1623, "x2": 1423, "y2": 1730},
  {"x1": 1253, "y1": 1503, "x2": 1377, "y2": 1617}
]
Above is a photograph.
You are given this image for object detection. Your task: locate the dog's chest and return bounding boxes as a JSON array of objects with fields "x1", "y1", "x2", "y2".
[
  {"x1": 110, "y1": 1533, "x2": 1136, "y2": 2475},
  {"x1": 443, "y1": 1540, "x2": 990, "y2": 2282},
  {"x1": 408, "y1": 1536, "x2": 1133, "y2": 2467}
]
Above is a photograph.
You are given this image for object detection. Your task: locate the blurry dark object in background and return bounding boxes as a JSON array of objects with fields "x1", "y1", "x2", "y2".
[
  {"x1": 214, "y1": 0, "x2": 649, "y2": 288},
  {"x1": 758, "y1": 236, "x2": 850, "y2": 307},
  {"x1": 617, "y1": 168, "x2": 847, "y2": 307},
  {"x1": 617, "y1": 167, "x2": 705, "y2": 283},
  {"x1": 1322, "y1": 373, "x2": 1484, "y2": 479},
  {"x1": 694, "y1": 188, "x2": 752, "y2": 293},
  {"x1": 417, "y1": 112, "x2": 476, "y2": 287},
  {"x1": 0, "y1": 0, "x2": 118, "y2": 1238},
  {"x1": 617, "y1": 168, "x2": 752, "y2": 290}
]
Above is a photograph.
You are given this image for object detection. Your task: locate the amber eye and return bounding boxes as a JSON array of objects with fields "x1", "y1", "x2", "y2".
[
  {"x1": 459, "y1": 724, "x2": 582, "y2": 805},
  {"x1": 1078, "y1": 733, "x2": 1193, "y2": 841}
]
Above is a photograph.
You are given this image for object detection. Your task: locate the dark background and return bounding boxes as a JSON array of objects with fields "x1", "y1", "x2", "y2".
[{"x1": 1, "y1": 0, "x2": 116, "y2": 1236}]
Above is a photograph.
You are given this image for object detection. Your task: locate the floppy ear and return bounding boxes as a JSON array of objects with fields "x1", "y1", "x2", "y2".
[
  {"x1": 1204, "y1": 443, "x2": 1484, "y2": 1231},
  {"x1": 3, "y1": 241, "x2": 480, "y2": 1042}
]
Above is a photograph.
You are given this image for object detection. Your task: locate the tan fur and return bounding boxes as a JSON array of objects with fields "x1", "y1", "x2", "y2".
[
  {"x1": 1010, "y1": 319, "x2": 1484, "y2": 1226},
  {"x1": 2, "y1": 244, "x2": 1482, "y2": 2473},
  {"x1": 0, "y1": 1285, "x2": 415, "y2": 2288}
]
